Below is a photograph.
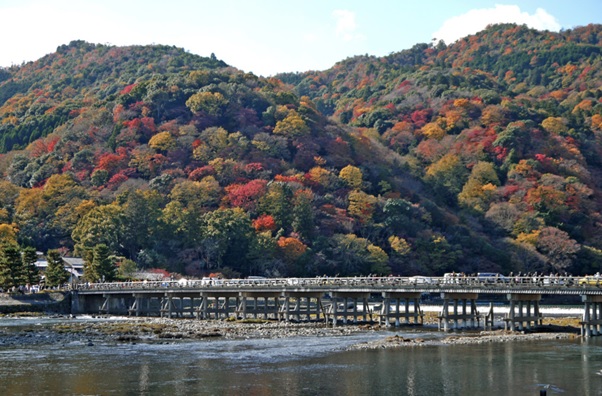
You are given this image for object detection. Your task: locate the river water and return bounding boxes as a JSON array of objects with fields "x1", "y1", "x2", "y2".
[{"x1": 1, "y1": 318, "x2": 602, "y2": 395}]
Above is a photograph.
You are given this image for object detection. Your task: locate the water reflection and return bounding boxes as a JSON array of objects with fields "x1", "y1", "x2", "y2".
[{"x1": 2, "y1": 331, "x2": 602, "y2": 395}]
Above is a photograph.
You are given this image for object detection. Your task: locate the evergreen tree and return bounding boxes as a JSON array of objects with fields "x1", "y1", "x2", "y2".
[
  {"x1": 45, "y1": 249, "x2": 69, "y2": 287},
  {"x1": 21, "y1": 246, "x2": 40, "y2": 286},
  {"x1": 91, "y1": 244, "x2": 117, "y2": 282},
  {"x1": 0, "y1": 243, "x2": 26, "y2": 290}
]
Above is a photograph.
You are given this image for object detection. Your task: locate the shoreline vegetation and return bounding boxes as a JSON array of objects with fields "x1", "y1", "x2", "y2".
[{"x1": 0, "y1": 307, "x2": 582, "y2": 350}]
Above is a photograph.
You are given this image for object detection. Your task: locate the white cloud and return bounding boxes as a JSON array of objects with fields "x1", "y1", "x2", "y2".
[
  {"x1": 333, "y1": 9, "x2": 361, "y2": 42},
  {"x1": 432, "y1": 4, "x2": 561, "y2": 44}
]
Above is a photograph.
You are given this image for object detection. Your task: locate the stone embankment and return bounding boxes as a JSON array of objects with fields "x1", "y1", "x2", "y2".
[{"x1": 0, "y1": 292, "x2": 70, "y2": 314}]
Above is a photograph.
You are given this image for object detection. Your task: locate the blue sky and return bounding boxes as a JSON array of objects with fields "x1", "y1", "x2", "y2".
[{"x1": 1, "y1": 0, "x2": 600, "y2": 76}]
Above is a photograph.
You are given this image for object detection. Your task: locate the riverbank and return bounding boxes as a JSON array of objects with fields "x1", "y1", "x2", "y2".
[{"x1": 0, "y1": 292, "x2": 70, "y2": 314}]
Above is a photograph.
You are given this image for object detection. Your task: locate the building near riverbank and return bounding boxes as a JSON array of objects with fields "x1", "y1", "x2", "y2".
[{"x1": 34, "y1": 253, "x2": 84, "y2": 279}]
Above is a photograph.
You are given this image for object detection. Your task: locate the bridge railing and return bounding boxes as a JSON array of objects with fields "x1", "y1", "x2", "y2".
[{"x1": 73, "y1": 275, "x2": 589, "y2": 292}]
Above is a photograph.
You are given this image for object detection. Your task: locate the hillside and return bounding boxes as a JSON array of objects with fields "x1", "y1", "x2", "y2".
[{"x1": 0, "y1": 24, "x2": 601, "y2": 280}]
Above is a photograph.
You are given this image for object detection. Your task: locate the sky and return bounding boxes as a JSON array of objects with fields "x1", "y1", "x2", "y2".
[{"x1": 0, "y1": 0, "x2": 601, "y2": 77}]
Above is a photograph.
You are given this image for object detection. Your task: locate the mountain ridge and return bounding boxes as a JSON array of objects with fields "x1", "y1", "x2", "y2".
[{"x1": 0, "y1": 23, "x2": 600, "y2": 282}]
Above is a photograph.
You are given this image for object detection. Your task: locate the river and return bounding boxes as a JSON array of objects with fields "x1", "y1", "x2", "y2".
[{"x1": 1, "y1": 317, "x2": 601, "y2": 395}]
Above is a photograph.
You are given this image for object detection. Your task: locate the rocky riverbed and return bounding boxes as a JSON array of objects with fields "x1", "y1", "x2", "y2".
[
  {"x1": 0, "y1": 315, "x2": 380, "y2": 347},
  {"x1": 0, "y1": 313, "x2": 581, "y2": 349},
  {"x1": 347, "y1": 329, "x2": 579, "y2": 350}
]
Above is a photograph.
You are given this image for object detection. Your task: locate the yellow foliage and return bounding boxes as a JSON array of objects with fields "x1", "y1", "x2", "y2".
[
  {"x1": 482, "y1": 183, "x2": 497, "y2": 192},
  {"x1": 339, "y1": 165, "x2": 363, "y2": 189},
  {"x1": 426, "y1": 153, "x2": 462, "y2": 178},
  {"x1": 313, "y1": 156, "x2": 326, "y2": 166},
  {"x1": 516, "y1": 230, "x2": 540, "y2": 246},
  {"x1": 367, "y1": 244, "x2": 389, "y2": 266},
  {"x1": 307, "y1": 166, "x2": 331, "y2": 186},
  {"x1": 0, "y1": 223, "x2": 18, "y2": 244},
  {"x1": 148, "y1": 131, "x2": 176, "y2": 151},
  {"x1": 421, "y1": 122, "x2": 446, "y2": 140},
  {"x1": 481, "y1": 105, "x2": 505, "y2": 125},
  {"x1": 347, "y1": 189, "x2": 377, "y2": 223},
  {"x1": 193, "y1": 142, "x2": 212, "y2": 162},
  {"x1": 453, "y1": 98, "x2": 470, "y2": 109},
  {"x1": 0, "y1": 208, "x2": 8, "y2": 223},
  {"x1": 273, "y1": 110, "x2": 310, "y2": 137},
  {"x1": 388, "y1": 235, "x2": 411, "y2": 256},
  {"x1": 541, "y1": 117, "x2": 568, "y2": 134},
  {"x1": 185, "y1": 92, "x2": 228, "y2": 115},
  {"x1": 443, "y1": 110, "x2": 463, "y2": 131}
]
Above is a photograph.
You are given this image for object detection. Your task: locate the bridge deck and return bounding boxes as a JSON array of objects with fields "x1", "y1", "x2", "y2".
[{"x1": 74, "y1": 276, "x2": 602, "y2": 296}]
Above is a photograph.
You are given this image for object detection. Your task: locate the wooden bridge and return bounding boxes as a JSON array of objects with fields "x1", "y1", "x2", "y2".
[{"x1": 71, "y1": 275, "x2": 602, "y2": 337}]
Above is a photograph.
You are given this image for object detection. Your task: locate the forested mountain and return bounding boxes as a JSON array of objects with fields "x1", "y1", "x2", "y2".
[{"x1": 0, "y1": 24, "x2": 601, "y2": 281}]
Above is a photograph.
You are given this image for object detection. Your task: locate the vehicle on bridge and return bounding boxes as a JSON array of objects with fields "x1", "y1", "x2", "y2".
[
  {"x1": 477, "y1": 272, "x2": 509, "y2": 283},
  {"x1": 408, "y1": 276, "x2": 433, "y2": 285},
  {"x1": 579, "y1": 275, "x2": 602, "y2": 286}
]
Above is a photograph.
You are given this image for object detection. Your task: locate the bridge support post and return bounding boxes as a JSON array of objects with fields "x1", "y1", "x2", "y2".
[
  {"x1": 581, "y1": 295, "x2": 602, "y2": 337},
  {"x1": 381, "y1": 292, "x2": 423, "y2": 327},
  {"x1": 284, "y1": 296, "x2": 318, "y2": 322},
  {"x1": 505, "y1": 294, "x2": 542, "y2": 331},
  {"x1": 330, "y1": 292, "x2": 372, "y2": 327},
  {"x1": 438, "y1": 293, "x2": 480, "y2": 331}
]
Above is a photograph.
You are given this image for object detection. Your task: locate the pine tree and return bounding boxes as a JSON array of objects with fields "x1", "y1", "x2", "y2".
[
  {"x1": 21, "y1": 246, "x2": 40, "y2": 286},
  {"x1": 0, "y1": 243, "x2": 26, "y2": 290},
  {"x1": 45, "y1": 249, "x2": 69, "y2": 288},
  {"x1": 84, "y1": 244, "x2": 117, "y2": 282},
  {"x1": 92, "y1": 244, "x2": 116, "y2": 282}
]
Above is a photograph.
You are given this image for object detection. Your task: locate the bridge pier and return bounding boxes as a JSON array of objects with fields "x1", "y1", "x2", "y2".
[
  {"x1": 505, "y1": 294, "x2": 542, "y2": 331},
  {"x1": 327, "y1": 292, "x2": 372, "y2": 326},
  {"x1": 200, "y1": 292, "x2": 239, "y2": 319},
  {"x1": 129, "y1": 293, "x2": 164, "y2": 316},
  {"x1": 99, "y1": 294, "x2": 133, "y2": 315},
  {"x1": 238, "y1": 292, "x2": 282, "y2": 320},
  {"x1": 281, "y1": 292, "x2": 323, "y2": 322},
  {"x1": 581, "y1": 295, "x2": 602, "y2": 337},
  {"x1": 380, "y1": 292, "x2": 423, "y2": 327},
  {"x1": 438, "y1": 293, "x2": 480, "y2": 331}
]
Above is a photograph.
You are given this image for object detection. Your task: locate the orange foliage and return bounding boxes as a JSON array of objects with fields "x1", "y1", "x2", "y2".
[
  {"x1": 253, "y1": 214, "x2": 277, "y2": 232},
  {"x1": 591, "y1": 114, "x2": 602, "y2": 130},
  {"x1": 572, "y1": 99, "x2": 593, "y2": 114},
  {"x1": 277, "y1": 236, "x2": 307, "y2": 262},
  {"x1": 548, "y1": 90, "x2": 567, "y2": 101}
]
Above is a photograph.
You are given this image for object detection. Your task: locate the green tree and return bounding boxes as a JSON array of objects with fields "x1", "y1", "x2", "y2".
[
  {"x1": 85, "y1": 244, "x2": 116, "y2": 282},
  {"x1": 45, "y1": 249, "x2": 69, "y2": 288},
  {"x1": 117, "y1": 258, "x2": 138, "y2": 280},
  {"x1": 458, "y1": 161, "x2": 500, "y2": 213},
  {"x1": 0, "y1": 243, "x2": 26, "y2": 290},
  {"x1": 425, "y1": 153, "x2": 468, "y2": 205},
  {"x1": 120, "y1": 190, "x2": 164, "y2": 260},
  {"x1": 292, "y1": 189, "x2": 316, "y2": 242},
  {"x1": 21, "y1": 246, "x2": 40, "y2": 285},
  {"x1": 328, "y1": 234, "x2": 389, "y2": 276},
  {"x1": 200, "y1": 208, "x2": 254, "y2": 273},
  {"x1": 258, "y1": 182, "x2": 294, "y2": 232},
  {"x1": 72, "y1": 204, "x2": 125, "y2": 257}
]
